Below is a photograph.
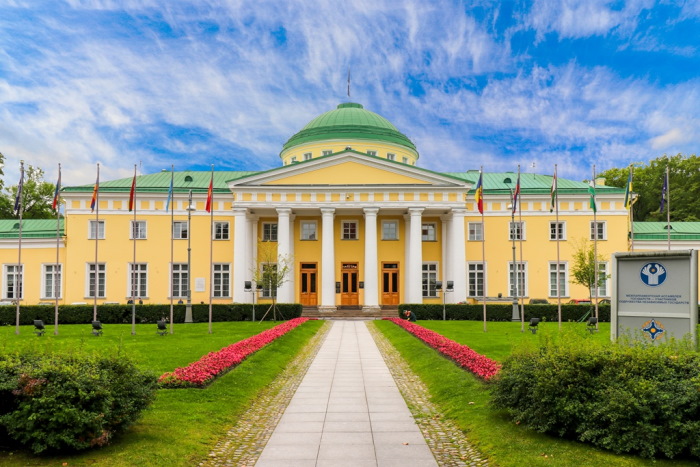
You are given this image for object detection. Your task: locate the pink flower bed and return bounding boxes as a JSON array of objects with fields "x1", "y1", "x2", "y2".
[
  {"x1": 386, "y1": 318, "x2": 501, "y2": 380},
  {"x1": 160, "y1": 318, "x2": 309, "y2": 388}
]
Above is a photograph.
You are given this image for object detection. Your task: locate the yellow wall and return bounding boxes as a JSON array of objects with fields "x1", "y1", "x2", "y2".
[
  {"x1": 280, "y1": 140, "x2": 418, "y2": 166},
  {"x1": 267, "y1": 161, "x2": 431, "y2": 186}
]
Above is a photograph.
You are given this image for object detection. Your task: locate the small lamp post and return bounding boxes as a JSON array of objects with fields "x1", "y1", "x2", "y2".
[
  {"x1": 507, "y1": 187, "x2": 520, "y2": 322},
  {"x1": 185, "y1": 190, "x2": 195, "y2": 323}
]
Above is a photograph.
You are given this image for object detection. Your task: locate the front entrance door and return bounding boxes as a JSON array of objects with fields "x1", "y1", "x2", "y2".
[
  {"x1": 300, "y1": 263, "x2": 317, "y2": 306},
  {"x1": 382, "y1": 263, "x2": 400, "y2": 305},
  {"x1": 341, "y1": 263, "x2": 359, "y2": 306}
]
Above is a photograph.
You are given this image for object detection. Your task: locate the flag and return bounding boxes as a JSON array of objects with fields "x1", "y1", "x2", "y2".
[
  {"x1": 623, "y1": 167, "x2": 633, "y2": 209},
  {"x1": 90, "y1": 169, "x2": 99, "y2": 212},
  {"x1": 474, "y1": 170, "x2": 484, "y2": 214},
  {"x1": 13, "y1": 164, "x2": 24, "y2": 214},
  {"x1": 660, "y1": 171, "x2": 668, "y2": 213},
  {"x1": 512, "y1": 171, "x2": 520, "y2": 214},
  {"x1": 52, "y1": 165, "x2": 61, "y2": 211},
  {"x1": 165, "y1": 168, "x2": 174, "y2": 212},
  {"x1": 128, "y1": 168, "x2": 136, "y2": 211},
  {"x1": 550, "y1": 170, "x2": 557, "y2": 212},
  {"x1": 205, "y1": 174, "x2": 214, "y2": 213},
  {"x1": 588, "y1": 180, "x2": 597, "y2": 213}
]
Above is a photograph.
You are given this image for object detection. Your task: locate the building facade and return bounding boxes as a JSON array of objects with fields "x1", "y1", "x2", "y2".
[{"x1": 1, "y1": 103, "x2": 629, "y2": 309}]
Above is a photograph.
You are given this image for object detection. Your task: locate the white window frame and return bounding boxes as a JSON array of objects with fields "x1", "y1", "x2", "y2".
[
  {"x1": 173, "y1": 221, "x2": 188, "y2": 239},
  {"x1": 548, "y1": 262, "x2": 568, "y2": 298},
  {"x1": 387, "y1": 153, "x2": 396, "y2": 161},
  {"x1": 367, "y1": 150, "x2": 377, "y2": 156},
  {"x1": 509, "y1": 221, "x2": 525, "y2": 241},
  {"x1": 4, "y1": 264, "x2": 23, "y2": 300},
  {"x1": 86, "y1": 263, "x2": 106, "y2": 298},
  {"x1": 590, "y1": 221, "x2": 607, "y2": 240},
  {"x1": 467, "y1": 262, "x2": 486, "y2": 297},
  {"x1": 301, "y1": 221, "x2": 317, "y2": 240},
  {"x1": 42, "y1": 263, "x2": 62, "y2": 299},
  {"x1": 402, "y1": 156, "x2": 409, "y2": 164},
  {"x1": 508, "y1": 262, "x2": 527, "y2": 297},
  {"x1": 127, "y1": 263, "x2": 148, "y2": 298},
  {"x1": 88, "y1": 220, "x2": 105, "y2": 239},
  {"x1": 213, "y1": 263, "x2": 231, "y2": 298},
  {"x1": 321, "y1": 150, "x2": 331, "y2": 157},
  {"x1": 130, "y1": 220, "x2": 147, "y2": 240},
  {"x1": 422, "y1": 222, "x2": 437, "y2": 241},
  {"x1": 262, "y1": 222, "x2": 278, "y2": 242},
  {"x1": 171, "y1": 263, "x2": 188, "y2": 298},
  {"x1": 549, "y1": 221, "x2": 565, "y2": 240},
  {"x1": 341, "y1": 220, "x2": 358, "y2": 240},
  {"x1": 596, "y1": 262, "x2": 609, "y2": 297},
  {"x1": 260, "y1": 263, "x2": 277, "y2": 298},
  {"x1": 422, "y1": 262, "x2": 439, "y2": 298},
  {"x1": 214, "y1": 221, "x2": 230, "y2": 240},
  {"x1": 468, "y1": 222, "x2": 483, "y2": 241},
  {"x1": 382, "y1": 220, "x2": 399, "y2": 240}
]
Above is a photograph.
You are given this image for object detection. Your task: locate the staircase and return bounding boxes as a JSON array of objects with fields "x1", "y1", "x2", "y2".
[{"x1": 301, "y1": 306, "x2": 400, "y2": 320}]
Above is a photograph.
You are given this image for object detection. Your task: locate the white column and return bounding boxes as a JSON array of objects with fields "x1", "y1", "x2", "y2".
[
  {"x1": 408, "y1": 208, "x2": 424, "y2": 304},
  {"x1": 242, "y1": 215, "x2": 257, "y2": 304},
  {"x1": 363, "y1": 208, "x2": 380, "y2": 312},
  {"x1": 288, "y1": 213, "x2": 295, "y2": 303},
  {"x1": 232, "y1": 207, "x2": 248, "y2": 303},
  {"x1": 441, "y1": 214, "x2": 452, "y2": 301},
  {"x1": 450, "y1": 208, "x2": 467, "y2": 303},
  {"x1": 403, "y1": 213, "x2": 411, "y2": 303},
  {"x1": 276, "y1": 208, "x2": 292, "y2": 303},
  {"x1": 320, "y1": 208, "x2": 336, "y2": 312}
]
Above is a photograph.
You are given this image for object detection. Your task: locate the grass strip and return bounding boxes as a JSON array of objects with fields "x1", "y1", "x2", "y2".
[{"x1": 373, "y1": 320, "x2": 695, "y2": 467}]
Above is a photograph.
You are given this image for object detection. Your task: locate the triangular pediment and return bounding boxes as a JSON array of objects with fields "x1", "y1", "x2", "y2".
[{"x1": 229, "y1": 152, "x2": 468, "y2": 188}]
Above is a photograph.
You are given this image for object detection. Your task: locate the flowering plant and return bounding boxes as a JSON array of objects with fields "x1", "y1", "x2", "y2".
[
  {"x1": 160, "y1": 318, "x2": 309, "y2": 388},
  {"x1": 385, "y1": 318, "x2": 500, "y2": 380}
]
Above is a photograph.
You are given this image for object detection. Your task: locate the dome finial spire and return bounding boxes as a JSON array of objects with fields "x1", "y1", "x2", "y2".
[{"x1": 347, "y1": 67, "x2": 351, "y2": 98}]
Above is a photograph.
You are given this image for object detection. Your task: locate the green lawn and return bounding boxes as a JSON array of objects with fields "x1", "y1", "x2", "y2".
[
  {"x1": 373, "y1": 320, "x2": 698, "y2": 467},
  {"x1": 0, "y1": 320, "x2": 325, "y2": 466}
]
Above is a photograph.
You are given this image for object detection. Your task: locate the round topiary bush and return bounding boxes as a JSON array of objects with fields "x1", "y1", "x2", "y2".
[{"x1": 0, "y1": 352, "x2": 158, "y2": 454}]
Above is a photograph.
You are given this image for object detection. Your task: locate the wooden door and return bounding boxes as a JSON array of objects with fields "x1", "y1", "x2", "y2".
[
  {"x1": 300, "y1": 263, "x2": 317, "y2": 306},
  {"x1": 341, "y1": 263, "x2": 359, "y2": 306},
  {"x1": 382, "y1": 263, "x2": 400, "y2": 305}
]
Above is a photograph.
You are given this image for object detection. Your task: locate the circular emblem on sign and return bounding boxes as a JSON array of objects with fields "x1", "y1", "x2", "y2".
[
  {"x1": 640, "y1": 262, "x2": 667, "y2": 287},
  {"x1": 642, "y1": 318, "x2": 665, "y2": 341}
]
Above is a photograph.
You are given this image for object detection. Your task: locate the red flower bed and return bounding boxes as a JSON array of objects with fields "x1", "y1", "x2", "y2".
[
  {"x1": 160, "y1": 318, "x2": 309, "y2": 388},
  {"x1": 386, "y1": 318, "x2": 501, "y2": 380}
]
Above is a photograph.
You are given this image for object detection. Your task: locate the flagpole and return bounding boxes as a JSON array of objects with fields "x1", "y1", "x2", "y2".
[
  {"x1": 169, "y1": 165, "x2": 174, "y2": 334},
  {"x1": 666, "y1": 166, "x2": 671, "y2": 250},
  {"x1": 131, "y1": 164, "x2": 137, "y2": 335},
  {"x1": 93, "y1": 163, "x2": 100, "y2": 322},
  {"x1": 480, "y1": 167, "x2": 487, "y2": 333},
  {"x1": 629, "y1": 165, "x2": 635, "y2": 252},
  {"x1": 54, "y1": 163, "x2": 61, "y2": 335},
  {"x1": 15, "y1": 161, "x2": 24, "y2": 335},
  {"x1": 208, "y1": 165, "x2": 214, "y2": 335},
  {"x1": 592, "y1": 165, "x2": 599, "y2": 325},
  {"x1": 517, "y1": 165, "x2": 524, "y2": 333},
  {"x1": 554, "y1": 164, "x2": 561, "y2": 329}
]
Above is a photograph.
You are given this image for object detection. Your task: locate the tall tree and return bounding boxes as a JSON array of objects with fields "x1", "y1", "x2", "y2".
[
  {"x1": 5, "y1": 163, "x2": 56, "y2": 219},
  {"x1": 570, "y1": 239, "x2": 609, "y2": 301}
]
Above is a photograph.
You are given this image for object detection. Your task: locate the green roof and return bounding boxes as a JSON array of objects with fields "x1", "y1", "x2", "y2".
[
  {"x1": 632, "y1": 222, "x2": 700, "y2": 240},
  {"x1": 62, "y1": 171, "x2": 258, "y2": 194},
  {"x1": 453, "y1": 171, "x2": 626, "y2": 195},
  {"x1": 0, "y1": 219, "x2": 64, "y2": 239},
  {"x1": 282, "y1": 103, "x2": 417, "y2": 153}
]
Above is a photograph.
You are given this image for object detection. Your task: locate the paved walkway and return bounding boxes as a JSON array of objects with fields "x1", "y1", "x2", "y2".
[{"x1": 255, "y1": 320, "x2": 438, "y2": 467}]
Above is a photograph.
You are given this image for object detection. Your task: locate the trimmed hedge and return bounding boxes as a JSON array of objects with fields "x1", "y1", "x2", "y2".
[
  {"x1": 398, "y1": 303, "x2": 611, "y2": 322},
  {"x1": 0, "y1": 303, "x2": 302, "y2": 326},
  {"x1": 0, "y1": 352, "x2": 158, "y2": 454},
  {"x1": 491, "y1": 332, "x2": 700, "y2": 459}
]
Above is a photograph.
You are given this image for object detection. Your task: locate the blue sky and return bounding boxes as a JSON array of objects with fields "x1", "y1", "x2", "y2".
[{"x1": 1, "y1": 0, "x2": 699, "y2": 185}]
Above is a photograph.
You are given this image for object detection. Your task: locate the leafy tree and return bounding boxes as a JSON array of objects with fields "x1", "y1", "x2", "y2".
[
  {"x1": 252, "y1": 240, "x2": 292, "y2": 321},
  {"x1": 5, "y1": 163, "x2": 56, "y2": 219},
  {"x1": 0, "y1": 152, "x2": 12, "y2": 218},
  {"x1": 570, "y1": 238, "x2": 609, "y2": 301}
]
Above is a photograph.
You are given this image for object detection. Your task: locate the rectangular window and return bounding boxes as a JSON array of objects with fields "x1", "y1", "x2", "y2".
[
  {"x1": 301, "y1": 221, "x2": 317, "y2": 240},
  {"x1": 382, "y1": 220, "x2": 398, "y2": 240},
  {"x1": 213, "y1": 264, "x2": 230, "y2": 297},
  {"x1": 509, "y1": 262, "x2": 527, "y2": 297},
  {"x1": 171, "y1": 263, "x2": 188, "y2": 298},
  {"x1": 468, "y1": 263, "x2": 485, "y2": 297},
  {"x1": 422, "y1": 263, "x2": 439, "y2": 297},
  {"x1": 261, "y1": 263, "x2": 277, "y2": 298},
  {"x1": 550, "y1": 221, "x2": 565, "y2": 240},
  {"x1": 342, "y1": 221, "x2": 358, "y2": 240},
  {"x1": 173, "y1": 221, "x2": 188, "y2": 239},
  {"x1": 89, "y1": 220, "x2": 105, "y2": 239},
  {"x1": 402, "y1": 156, "x2": 408, "y2": 164},
  {"x1": 214, "y1": 221, "x2": 229, "y2": 240},
  {"x1": 321, "y1": 150, "x2": 332, "y2": 156},
  {"x1": 291, "y1": 156, "x2": 297, "y2": 163},
  {"x1": 387, "y1": 153, "x2": 396, "y2": 161},
  {"x1": 509, "y1": 221, "x2": 525, "y2": 241},
  {"x1": 43, "y1": 264, "x2": 62, "y2": 299},
  {"x1": 367, "y1": 150, "x2": 377, "y2": 156},
  {"x1": 4, "y1": 265, "x2": 23, "y2": 300},
  {"x1": 305, "y1": 152, "x2": 314, "y2": 159},
  {"x1": 596, "y1": 262, "x2": 609, "y2": 297},
  {"x1": 262, "y1": 223, "x2": 278, "y2": 242},
  {"x1": 87, "y1": 263, "x2": 106, "y2": 298},
  {"x1": 590, "y1": 221, "x2": 606, "y2": 240},
  {"x1": 468, "y1": 222, "x2": 483, "y2": 241},
  {"x1": 131, "y1": 220, "x2": 147, "y2": 239},
  {"x1": 128, "y1": 263, "x2": 148, "y2": 298},
  {"x1": 422, "y1": 223, "x2": 437, "y2": 241},
  {"x1": 549, "y1": 262, "x2": 567, "y2": 297}
]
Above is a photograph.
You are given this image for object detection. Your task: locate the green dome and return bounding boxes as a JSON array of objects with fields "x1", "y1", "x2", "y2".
[{"x1": 282, "y1": 103, "x2": 417, "y2": 152}]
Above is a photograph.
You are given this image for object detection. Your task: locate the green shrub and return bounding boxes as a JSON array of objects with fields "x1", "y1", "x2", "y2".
[
  {"x1": 491, "y1": 331, "x2": 700, "y2": 459},
  {"x1": 0, "y1": 352, "x2": 158, "y2": 454},
  {"x1": 398, "y1": 303, "x2": 610, "y2": 322}
]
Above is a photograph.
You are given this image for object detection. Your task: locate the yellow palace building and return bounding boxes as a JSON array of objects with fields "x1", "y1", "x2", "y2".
[{"x1": 1, "y1": 103, "x2": 629, "y2": 311}]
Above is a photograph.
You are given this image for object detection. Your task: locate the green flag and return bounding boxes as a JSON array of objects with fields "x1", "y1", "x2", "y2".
[{"x1": 588, "y1": 182, "x2": 597, "y2": 213}]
